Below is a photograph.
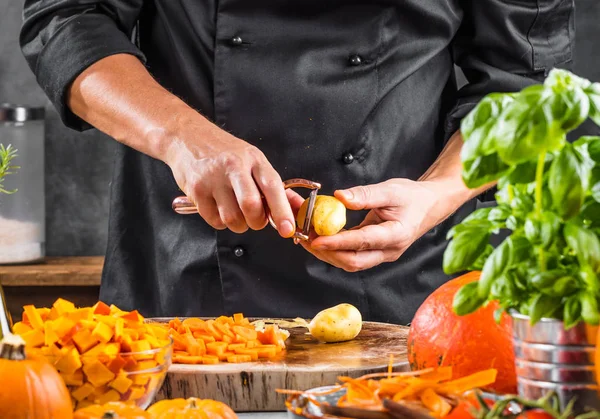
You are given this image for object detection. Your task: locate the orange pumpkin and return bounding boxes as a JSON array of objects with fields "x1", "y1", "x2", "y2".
[
  {"x1": 407, "y1": 271, "x2": 517, "y2": 394},
  {"x1": 147, "y1": 398, "x2": 238, "y2": 418},
  {"x1": 0, "y1": 332, "x2": 74, "y2": 418},
  {"x1": 73, "y1": 401, "x2": 151, "y2": 418}
]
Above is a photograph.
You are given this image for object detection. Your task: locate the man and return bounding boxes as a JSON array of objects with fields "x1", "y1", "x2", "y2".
[{"x1": 20, "y1": 1, "x2": 575, "y2": 324}]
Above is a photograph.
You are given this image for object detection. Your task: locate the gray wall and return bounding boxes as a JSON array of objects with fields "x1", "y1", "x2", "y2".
[{"x1": 1, "y1": 1, "x2": 599, "y2": 257}]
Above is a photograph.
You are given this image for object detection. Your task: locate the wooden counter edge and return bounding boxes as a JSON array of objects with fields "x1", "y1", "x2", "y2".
[{"x1": 0, "y1": 256, "x2": 103, "y2": 287}]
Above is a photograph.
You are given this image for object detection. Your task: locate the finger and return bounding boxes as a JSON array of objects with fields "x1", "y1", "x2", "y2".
[
  {"x1": 334, "y1": 182, "x2": 398, "y2": 210},
  {"x1": 310, "y1": 222, "x2": 402, "y2": 251},
  {"x1": 195, "y1": 196, "x2": 227, "y2": 230},
  {"x1": 350, "y1": 211, "x2": 382, "y2": 230},
  {"x1": 300, "y1": 242, "x2": 392, "y2": 272},
  {"x1": 213, "y1": 187, "x2": 249, "y2": 233},
  {"x1": 253, "y1": 165, "x2": 295, "y2": 238},
  {"x1": 230, "y1": 173, "x2": 268, "y2": 230},
  {"x1": 286, "y1": 189, "x2": 305, "y2": 217}
]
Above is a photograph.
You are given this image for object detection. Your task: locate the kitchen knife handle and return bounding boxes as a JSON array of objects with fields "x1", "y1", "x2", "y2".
[{"x1": 171, "y1": 178, "x2": 321, "y2": 243}]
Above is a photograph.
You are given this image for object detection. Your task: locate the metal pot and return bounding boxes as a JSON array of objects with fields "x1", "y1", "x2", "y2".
[{"x1": 510, "y1": 312, "x2": 600, "y2": 414}]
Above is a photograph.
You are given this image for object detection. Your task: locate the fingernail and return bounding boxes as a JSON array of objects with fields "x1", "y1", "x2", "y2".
[{"x1": 280, "y1": 220, "x2": 295, "y2": 237}]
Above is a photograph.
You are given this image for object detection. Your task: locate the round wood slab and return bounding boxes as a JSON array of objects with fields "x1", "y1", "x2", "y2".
[{"x1": 149, "y1": 318, "x2": 409, "y2": 412}]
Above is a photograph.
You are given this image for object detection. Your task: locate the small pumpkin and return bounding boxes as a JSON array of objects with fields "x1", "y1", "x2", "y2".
[
  {"x1": 73, "y1": 401, "x2": 150, "y2": 419},
  {"x1": 147, "y1": 398, "x2": 238, "y2": 418},
  {"x1": 0, "y1": 285, "x2": 73, "y2": 418}
]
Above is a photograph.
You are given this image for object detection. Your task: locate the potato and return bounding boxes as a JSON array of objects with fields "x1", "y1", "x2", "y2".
[
  {"x1": 308, "y1": 303, "x2": 362, "y2": 343},
  {"x1": 296, "y1": 195, "x2": 346, "y2": 236}
]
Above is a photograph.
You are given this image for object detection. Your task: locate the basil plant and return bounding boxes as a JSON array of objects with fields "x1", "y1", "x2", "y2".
[
  {"x1": 443, "y1": 69, "x2": 600, "y2": 328},
  {"x1": 0, "y1": 144, "x2": 18, "y2": 195}
]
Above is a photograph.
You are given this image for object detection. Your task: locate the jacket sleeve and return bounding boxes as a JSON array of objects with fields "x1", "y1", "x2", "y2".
[
  {"x1": 445, "y1": 0, "x2": 575, "y2": 137},
  {"x1": 20, "y1": 0, "x2": 146, "y2": 131}
]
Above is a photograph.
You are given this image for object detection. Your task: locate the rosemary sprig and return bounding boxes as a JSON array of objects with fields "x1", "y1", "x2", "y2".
[{"x1": 0, "y1": 144, "x2": 19, "y2": 194}]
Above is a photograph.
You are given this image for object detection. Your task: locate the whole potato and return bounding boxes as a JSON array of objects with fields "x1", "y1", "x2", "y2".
[
  {"x1": 296, "y1": 195, "x2": 346, "y2": 236},
  {"x1": 308, "y1": 303, "x2": 363, "y2": 343}
]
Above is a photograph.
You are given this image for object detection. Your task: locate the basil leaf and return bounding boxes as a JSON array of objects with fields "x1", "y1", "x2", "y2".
[
  {"x1": 478, "y1": 239, "x2": 510, "y2": 298},
  {"x1": 506, "y1": 160, "x2": 538, "y2": 184},
  {"x1": 462, "y1": 153, "x2": 511, "y2": 189},
  {"x1": 592, "y1": 182, "x2": 600, "y2": 204},
  {"x1": 556, "y1": 88, "x2": 590, "y2": 131},
  {"x1": 452, "y1": 281, "x2": 487, "y2": 316},
  {"x1": 549, "y1": 144, "x2": 586, "y2": 219},
  {"x1": 580, "y1": 293, "x2": 600, "y2": 325},
  {"x1": 493, "y1": 307, "x2": 505, "y2": 324},
  {"x1": 545, "y1": 68, "x2": 592, "y2": 91},
  {"x1": 552, "y1": 276, "x2": 579, "y2": 296},
  {"x1": 579, "y1": 266, "x2": 600, "y2": 294},
  {"x1": 586, "y1": 83, "x2": 600, "y2": 126},
  {"x1": 530, "y1": 270, "x2": 565, "y2": 290},
  {"x1": 530, "y1": 294, "x2": 562, "y2": 324},
  {"x1": 488, "y1": 205, "x2": 511, "y2": 223},
  {"x1": 468, "y1": 244, "x2": 494, "y2": 271},
  {"x1": 574, "y1": 136, "x2": 600, "y2": 163},
  {"x1": 581, "y1": 200, "x2": 600, "y2": 228},
  {"x1": 563, "y1": 295, "x2": 582, "y2": 329},
  {"x1": 564, "y1": 222, "x2": 600, "y2": 273},
  {"x1": 525, "y1": 212, "x2": 562, "y2": 249},
  {"x1": 506, "y1": 215, "x2": 519, "y2": 231},
  {"x1": 443, "y1": 227, "x2": 490, "y2": 274}
]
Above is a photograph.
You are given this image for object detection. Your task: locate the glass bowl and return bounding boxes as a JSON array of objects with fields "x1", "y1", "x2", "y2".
[{"x1": 39, "y1": 339, "x2": 173, "y2": 410}]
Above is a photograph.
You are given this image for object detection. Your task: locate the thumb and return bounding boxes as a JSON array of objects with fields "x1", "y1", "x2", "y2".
[{"x1": 334, "y1": 183, "x2": 397, "y2": 210}]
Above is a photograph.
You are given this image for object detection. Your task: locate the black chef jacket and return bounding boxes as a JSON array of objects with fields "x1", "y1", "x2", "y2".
[{"x1": 21, "y1": 0, "x2": 575, "y2": 324}]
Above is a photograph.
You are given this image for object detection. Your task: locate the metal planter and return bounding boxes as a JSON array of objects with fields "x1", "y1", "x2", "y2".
[{"x1": 511, "y1": 312, "x2": 600, "y2": 414}]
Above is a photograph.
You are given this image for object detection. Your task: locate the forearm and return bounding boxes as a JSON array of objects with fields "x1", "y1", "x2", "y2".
[
  {"x1": 67, "y1": 53, "x2": 213, "y2": 162},
  {"x1": 418, "y1": 131, "x2": 495, "y2": 224}
]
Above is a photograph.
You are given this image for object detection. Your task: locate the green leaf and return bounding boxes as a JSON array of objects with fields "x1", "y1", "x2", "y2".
[
  {"x1": 586, "y1": 83, "x2": 600, "y2": 126},
  {"x1": 564, "y1": 222, "x2": 600, "y2": 273},
  {"x1": 545, "y1": 68, "x2": 592, "y2": 91},
  {"x1": 494, "y1": 86, "x2": 566, "y2": 164},
  {"x1": 530, "y1": 294, "x2": 562, "y2": 324},
  {"x1": 549, "y1": 144, "x2": 586, "y2": 219},
  {"x1": 452, "y1": 281, "x2": 487, "y2": 316},
  {"x1": 580, "y1": 293, "x2": 600, "y2": 325},
  {"x1": 530, "y1": 269, "x2": 566, "y2": 290},
  {"x1": 580, "y1": 200, "x2": 600, "y2": 228},
  {"x1": 552, "y1": 276, "x2": 579, "y2": 296},
  {"x1": 564, "y1": 295, "x2": 582, "y2": 329},
  {"x1": 555, "y1": 87, "x2": 590, "y2": 131},
  {"x1": 488, "y1": 205, "x2": 511, "y2": 223},
  {"x1": 443, "y1": 227, "x2": 490, "y2": 274},
  {"x1": 579, "y1": 266, "x2": 600, "y2": 294},
  {"x1": 574, "y1": 136, "x2": 600, "y2": 163},
  {"x1": 462, "y1": 153, "x2": 511, "y2": 189},
  {"x1": 525, "y1": 212, "x2": 562, "y2": 249},
  {"x1": 468, "y1": 244, "x2": 494, "y2": 271},
  {"x1": 478, "y1": 239, "x2": 510, "y2": 298},
  {"x1": 493, "y1": 307, "x2": 505, "y2": 324}
]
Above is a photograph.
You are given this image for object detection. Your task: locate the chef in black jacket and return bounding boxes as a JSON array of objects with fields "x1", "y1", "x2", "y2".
[{"x1": 20, "y1": 1, "x2": 575, "y2": 324}]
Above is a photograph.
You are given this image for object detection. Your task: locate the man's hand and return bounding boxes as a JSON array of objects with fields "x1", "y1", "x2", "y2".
[
  {"x1": 67, "y1": 54, "x2": 295, "y2": 237},
  {"x1": 290, "y1": 179, "x2": 443, "y2": 272},
  {"x1": 165, "y1": 126, "x2": 295, "y2": 236}
]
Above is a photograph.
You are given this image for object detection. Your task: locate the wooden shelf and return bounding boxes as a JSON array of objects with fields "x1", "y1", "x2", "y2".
[{"x1": 0, "y1": 256, "x2": 103, "y2": 287}]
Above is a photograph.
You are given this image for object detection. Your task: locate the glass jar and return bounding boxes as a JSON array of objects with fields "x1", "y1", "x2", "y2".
[{"x1": 0, "y1": 104, "x2": 45, "y2": 264}]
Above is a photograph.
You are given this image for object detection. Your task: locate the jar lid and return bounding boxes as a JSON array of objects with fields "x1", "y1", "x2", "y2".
[{"x1": 0, "y1": 104, "x2": 45, "y2": 122}]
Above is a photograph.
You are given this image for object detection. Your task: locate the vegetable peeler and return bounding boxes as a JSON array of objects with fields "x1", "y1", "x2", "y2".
[{"x1": 171, "y1": 178, "x2": 321, "y2": 244}]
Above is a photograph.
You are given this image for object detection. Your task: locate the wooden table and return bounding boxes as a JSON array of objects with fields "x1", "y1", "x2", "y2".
[{"x1": 0, "y1": 256, "x2": 103, "y2": 321}]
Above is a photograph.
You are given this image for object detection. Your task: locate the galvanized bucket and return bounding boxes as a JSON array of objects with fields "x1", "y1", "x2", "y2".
[{"x1": 511, "y1": 312, "x2": 600, "y2": 414}]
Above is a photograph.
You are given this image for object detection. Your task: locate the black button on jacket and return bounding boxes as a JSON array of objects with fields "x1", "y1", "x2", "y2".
[{"x1": 21, "y1": 0, "x2": 575, "y2": 324}]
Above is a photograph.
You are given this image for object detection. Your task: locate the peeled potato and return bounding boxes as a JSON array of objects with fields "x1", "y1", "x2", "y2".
[
  {"x1": 296, "y1": 195, "x2": 346, "y2": 236},
  {"x1": 308, "y1": 303, "x2": 363, "y2": 343}
]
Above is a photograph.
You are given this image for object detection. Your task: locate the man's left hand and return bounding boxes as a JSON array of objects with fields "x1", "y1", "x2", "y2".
[{"x1": 288, "y1": 178, "x2": 444, "y2": 272}]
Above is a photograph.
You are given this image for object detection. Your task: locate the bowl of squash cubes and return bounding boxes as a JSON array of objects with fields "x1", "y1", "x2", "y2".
[{"x1": 12, "y1": 298, "x2": 173, "y2": 410}]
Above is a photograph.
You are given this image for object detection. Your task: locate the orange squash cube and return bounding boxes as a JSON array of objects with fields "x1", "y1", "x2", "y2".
[
  {"x1": 21, "y1": 328, "x2": 45, "y2": 348},
  {"x1": 83, "y1": 361, "x2": 116, "y2": 387},
  {"x1": 92, "y1": 301, "x2": 111, "y2": 315},
  {"x1": 73, "y1": 328, "x2": 100, "y2": 354},
  {"x1": 127, "y1": 385, "x2": 146, "y2": 401},
  {"x1": 12, "y1": 321, "x2": 32, "y2": 335},
  {"x1": 23, "y1": 305, "x2": 45, "y2": 330},
  {"x1": 71, "y1": 383, "x2": 95, "y2": 401},
  {"x1": 109, "y1": 373, "x2": 133, "y2": 394},
  {"x1": 92, "y1": 321, "x2": 114, "y2": 343},
  {"x1": 55, "y1": 347, "x2": 83, "y2": 375},
  {"x1": 61, "y1": 370, "x2": 85, "y2": 386},
  {"x1": 95, "y1": 389, "x2": 121, "y2": 405},
  {"x1": 53, "y1": 298, "x2": 76, "y2": 316}
]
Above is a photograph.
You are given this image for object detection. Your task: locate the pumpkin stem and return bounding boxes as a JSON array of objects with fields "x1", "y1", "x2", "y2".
[
  {"x1": 0, "y1": 332, "x2": 27, "y2": 361},
  {"x1": 102, "y1": 412, "x2": 117, "y2": 419}
]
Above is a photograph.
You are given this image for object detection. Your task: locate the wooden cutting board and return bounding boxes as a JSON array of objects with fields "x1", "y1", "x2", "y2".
[{"x1": 150, "y1": 318, "x2": 409, "y2": 412}]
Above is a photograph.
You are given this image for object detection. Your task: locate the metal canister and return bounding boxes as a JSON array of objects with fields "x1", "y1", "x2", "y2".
[{"x1": 511, "y1": 312, "x2": 600, "y2": 414}]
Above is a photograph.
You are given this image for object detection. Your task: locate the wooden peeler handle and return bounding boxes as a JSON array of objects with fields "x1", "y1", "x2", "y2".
[{"x1": 171, "y1": 178, "x2": 321, "y2": 243}]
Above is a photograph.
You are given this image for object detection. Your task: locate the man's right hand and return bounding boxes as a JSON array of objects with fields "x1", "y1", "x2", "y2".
[
  {"x1": 67, "y1": 54, "x2": 295, "y2": 238},
  {"x1": 165, "y1": 124, "x2": 296, "y2": 237}
]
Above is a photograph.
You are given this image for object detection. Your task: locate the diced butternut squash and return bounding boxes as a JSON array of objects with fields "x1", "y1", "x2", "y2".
[
  {"x1": 92, "y1": 321, "x2": 114, "y2": 343},
  {"x1": 227, "y1": 354, "x2": 252, "y2": 363},
  {"x1": 53, "y1": 298, "x2": 76, "y2": 316},
  {"x1": 92, "y1": 301, "x2": 111, "y2": 315},
  {"x1": 109, "y1": 373, "x2": 133, "y2": 394},
  {"x1": 55, "y1": 347, "x2": 83, "y2": 375},
  {"x1": 83, "y1": 361, "x2": 116, "y2": 387},
  {"x1": 12, "y1": 321, "x2": 32, "y2": 335},
  {"x1": 21, "y1": 328, "x2": 45, "y2": 348},
  {"x1": 61, "y1": 370, "x2": 85, "y2": 386},
  {"x1": 72, "y1": 328, "x2": 99, "y2": 354},
  {"x1": 71, "y1": 383, "x2": 95, "y2": 401},
  {"x1": 23, "y1": 305, "x2": 45, "y2": 330},
  {"x1": 128, "y1": 385, "x2": 146, "y2": 401},
  {"x1": 95, "y1": 389, "x2": 121, "y2": 404}
]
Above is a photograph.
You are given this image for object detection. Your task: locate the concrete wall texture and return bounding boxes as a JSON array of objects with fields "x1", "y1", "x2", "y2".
[{"x1": 1, "y1": 0, "x2": 599, "y2": 256}]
